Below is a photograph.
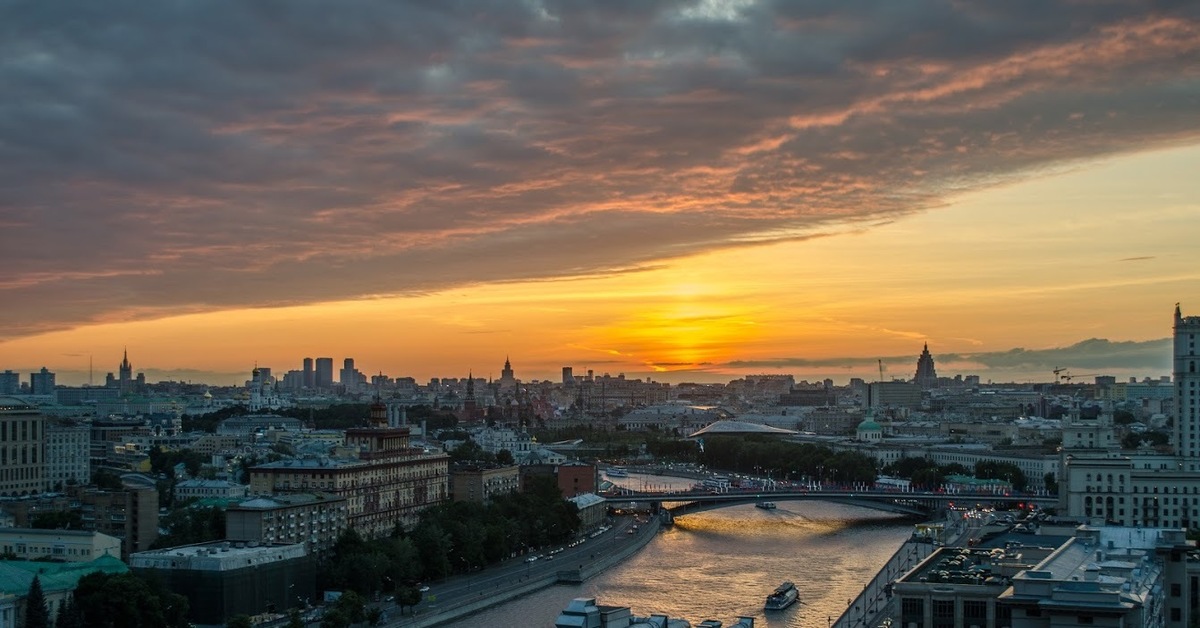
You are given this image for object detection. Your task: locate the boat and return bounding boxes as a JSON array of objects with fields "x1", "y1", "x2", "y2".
[
  {"x1": 764, "y1": 581, "x2": 799, "y2": 611},
  {"x1": 607, "y1": 467, "x2": 629, "y2": 478},
  {"x1": 755, "y1": 502, "x2": 777, "y2": 510}
]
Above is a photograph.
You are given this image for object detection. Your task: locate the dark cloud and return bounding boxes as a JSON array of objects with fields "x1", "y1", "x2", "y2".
[{"x1": 3, "y1": 1, "x2": 1199, "y2": 337}]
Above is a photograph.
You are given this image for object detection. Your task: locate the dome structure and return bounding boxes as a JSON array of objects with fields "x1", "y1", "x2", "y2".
[{"x1": 856, "y1": 411, "x2": 883, "y2": 443}]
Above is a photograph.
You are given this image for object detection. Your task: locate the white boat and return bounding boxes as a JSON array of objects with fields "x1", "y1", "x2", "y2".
[
  {"x1": 607, "y1": 467, "x2": 629, "y2": 478},
  {"x1": 755, "y1": 502, "x2": 777, "y2": 510},
  {"x1": 765, "y1": 581, "x2": 799, "y2": 611}
]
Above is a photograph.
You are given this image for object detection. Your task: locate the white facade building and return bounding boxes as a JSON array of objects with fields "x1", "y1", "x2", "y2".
[
  {"x1": 174, "y1": 479, "x2": 251, "y2": 501},
  {"x1": 43, "y1": 421, "x2": 91, "y2": 490}
]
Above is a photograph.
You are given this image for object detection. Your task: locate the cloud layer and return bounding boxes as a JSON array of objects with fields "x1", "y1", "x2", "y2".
[{"x1": 4, "y1": 1, "x2": 1200, "y2": 338}]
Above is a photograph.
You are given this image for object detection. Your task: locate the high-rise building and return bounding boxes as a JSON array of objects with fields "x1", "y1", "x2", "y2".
[
  {"x1": 314, "y1": 357, "x2": 334, "y2": 389},
  {"x1": 1175, "y1": 304, "x2": 1200, "y2": 467},
  {"x1": 498, "y1": 357, "x2": 517, "y2": 390},
  {"x1": 0, "y1": 370, "x2": 19, "y2": 395},
  {"x1": 914, "y1": 343, "x2": 938, "y2": 389},
  {"x1": 118, "y1": 349, "x2": 133, "y2": 394},
  {"x1": 562, "y1": 367, "x2": 573, "y2": 386},
  {"x1": 29, "y1": 367, "x2": 55, "y2": 395},
  {"x1": 45, "y1": 420, "x2": 91, "y2": 491},
  {"x1": 302, "y1": 357, "x2": 314, "y2": 388},
  {"x1": 339, "y1": 358, "x2": 364, "y2": 391}
]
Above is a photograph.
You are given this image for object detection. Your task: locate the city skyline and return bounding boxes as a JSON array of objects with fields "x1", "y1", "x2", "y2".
[{"x1": 3, "y1": 3, "x2": 1198, "y2": 386}]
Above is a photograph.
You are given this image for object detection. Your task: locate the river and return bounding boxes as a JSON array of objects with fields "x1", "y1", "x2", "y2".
[{"x1": 443, "y1": 472, "x2": 914, "y2": 628}]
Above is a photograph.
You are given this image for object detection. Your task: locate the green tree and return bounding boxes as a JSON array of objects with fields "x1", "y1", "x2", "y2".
[
  {"x1": 226, "y1": 615, "x2": 253, "y2": 628},
  {"x1": 395, "y1": 585, "x2": 423, "y2": 615},
  {"x1": 91, "y1": 470, "x2": 124, "y2": 490},
  {"x1": 25, "y1": 575, "x2": 50, "y2": 628},
  {"x1": 287, "y1": 608, "x2": 305, "y2": 628},
  {"x1": 1044, "y1": 473, "x2": 1058, "y2": 495},
  {"x1": 151, "y1": 505, "x2": 225, "y2": 549},
  {"x1": 55, "y1": 595, "x2": 84, "y2": 628},
  {"x1": 73, "y1": 572, "x2": 190, "y2": 628},
  {"x1": 367, "y1": 606, "x2": 383, "y2": 626},
  {"x1": 495, "y1": 448, "x2": 515, "y2": 465},
  {"x1": 31, "y1": 510, "x2": 85, "y2": 531}
]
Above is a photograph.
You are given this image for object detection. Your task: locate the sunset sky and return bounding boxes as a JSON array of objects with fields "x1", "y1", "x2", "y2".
[{"x1": 2, "y1": 1, "x2": 1199, "y2": 387}]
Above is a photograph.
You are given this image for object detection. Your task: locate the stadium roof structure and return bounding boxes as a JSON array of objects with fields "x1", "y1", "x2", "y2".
[{"x1": 686, "y1": 420, "x2": 798, "y2": 439}]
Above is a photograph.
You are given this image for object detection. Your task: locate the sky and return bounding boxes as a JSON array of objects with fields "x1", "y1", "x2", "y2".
[{"x1": 2, "y1": 1, "x2": 1199, "y2": 387}]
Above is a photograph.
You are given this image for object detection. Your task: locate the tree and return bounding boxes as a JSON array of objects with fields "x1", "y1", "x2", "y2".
[
  {"x1": 55, "y1": 595, "x2": 84, "y2": 628},
  {"x1": 31, "y1": 510, "x2": 85, "y2": 531},
  {"x1": 226, "y1": 615, "x2": 253, "y2": 628},
  {"x1": 1044, "y1": 473, "x2": 1059, "y2": 495},
  {"x1": 25, "y1": 575, "x2": 50, "y2": 628},
  {"x1": 91, "y1": 470, "x2": 124, "y2": 490},
  {"x1": 495, "y1": 448, "x2": 515, "y2": 465},
  {"x1": 287, "y1": 608, "x2": 305, "y2": 628},
  {"x1": 395, "y1": 585, "x2": 423, "y2": 615},
  {"x1": 73, "y1": 572, "x2": 190, "y2": 628}
]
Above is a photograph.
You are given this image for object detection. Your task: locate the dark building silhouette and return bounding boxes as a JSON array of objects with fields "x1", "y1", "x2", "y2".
[{"x1": 914, "y1": 343, "x2": 939, "y2": 389}]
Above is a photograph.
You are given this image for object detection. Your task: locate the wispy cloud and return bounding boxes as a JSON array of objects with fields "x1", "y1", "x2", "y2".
[{"x1": 3, "y1": 1, "x2": 1199, "y2": 338}]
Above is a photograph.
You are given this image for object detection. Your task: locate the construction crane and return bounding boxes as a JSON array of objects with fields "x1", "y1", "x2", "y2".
[
  {"x1": 1060, "y1": 372, "x2": 1099, "y2": 383},
  {"x1": 1053, "y1": 367, "x2": 1067, "y2": 383}
]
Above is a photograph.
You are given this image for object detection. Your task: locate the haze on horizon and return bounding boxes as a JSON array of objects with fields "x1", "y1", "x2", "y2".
[{"x1": 2, "y1": 1, "x2": 1198, "y2": 388}]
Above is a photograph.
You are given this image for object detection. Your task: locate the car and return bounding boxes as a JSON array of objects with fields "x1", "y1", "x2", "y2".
[
  {"x1": 525, "y1": 556, "x2": 538, "y2": 563},
  {"x1": 419, "y1": 585, "x2": 430, "y2": 593}
]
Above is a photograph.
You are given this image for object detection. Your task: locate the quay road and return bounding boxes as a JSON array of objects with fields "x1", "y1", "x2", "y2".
[{"x1": 369, "y1": 515, "x2": 658, "y2": 627}]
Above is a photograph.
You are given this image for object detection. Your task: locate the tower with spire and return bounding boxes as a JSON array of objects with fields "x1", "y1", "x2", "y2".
[
  {"x1": 462, "y1": 372, "x2": 479, "y2": 421},
  {"x1": 914, "y1": 343, "x2": 938, "y2": 389},
  {"x1": 118, "y1": 348, "x2": 133, "y2": 395},
  {"x1": 498, "y1": 356, "x2": 518, "y2": 391}
]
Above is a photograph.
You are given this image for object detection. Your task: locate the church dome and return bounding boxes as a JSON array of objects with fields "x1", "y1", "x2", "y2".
[{"x1": 856, "y1": 418, "x2": 882, "y2": 431}]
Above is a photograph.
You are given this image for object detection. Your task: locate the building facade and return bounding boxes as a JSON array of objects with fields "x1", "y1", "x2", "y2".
[
  {"x1": 0, "y1": 528, "x2": 121, "y2": 561},
  {"x1": 130, "y1": 541, "x2": 315, "y2": 626},
  {"x1": 249, "y1": 402, "x2": 449, "y2": 537},
  {"x1": 1175, "y1": 304, "x2": 1200, "y2": 466},
  {"x1": 0, "y1": 397, "x2": 44, "y2": 497},
  {"x1": 225, "y1": 493, "x2": 349, "y2": 557},
  {"x1": 44, "y1": 420, "x2": 91, "y2": 491},
  {"x1": 450, "y1": 464, "x2": 520, "y2": 504}
]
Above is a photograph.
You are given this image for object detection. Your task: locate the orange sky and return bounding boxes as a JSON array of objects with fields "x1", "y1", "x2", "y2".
[{"x1": 5, "y1": 143, "x2": 1197, "y2": 386}]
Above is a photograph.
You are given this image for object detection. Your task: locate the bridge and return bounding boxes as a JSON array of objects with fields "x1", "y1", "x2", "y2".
[{"x1": 600, "y1": 487, "x2": 1058, "y2": 518}]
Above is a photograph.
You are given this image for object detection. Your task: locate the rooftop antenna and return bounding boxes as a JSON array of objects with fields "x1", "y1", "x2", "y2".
[
  {"x1": 88, "y1": 354, "x2": 93, "y2": 387},
  {"x1": 878, "y1": 359, "x2": 885, "y2": 383}
]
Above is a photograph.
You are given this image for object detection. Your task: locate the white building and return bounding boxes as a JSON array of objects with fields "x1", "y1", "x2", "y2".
[
  {"x1": 472, "y1": 426, "x2": 536, "y2": 460},
  {"x1": 174, "y1": 479, "x2": 251, "y2": 502},
  {"x1": 43, "y1": 421, "x2": 91, "y2": 491},
  {"x1": 0, "y1": 528, "x2": 121, "y2": 561}
]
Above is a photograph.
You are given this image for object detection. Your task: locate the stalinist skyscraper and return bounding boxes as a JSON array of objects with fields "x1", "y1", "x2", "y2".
[
  {"x1": 1175, "y1": 304, "x2": 1200, "y2": 468},
  {"x1": 913, "y1": 343, "x2": 938, "y2": 389}
]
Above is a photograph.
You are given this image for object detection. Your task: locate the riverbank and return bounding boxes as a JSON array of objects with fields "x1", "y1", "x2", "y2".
[{"x1": 386, "y1": 517, "x2": 662, "y2": 628}]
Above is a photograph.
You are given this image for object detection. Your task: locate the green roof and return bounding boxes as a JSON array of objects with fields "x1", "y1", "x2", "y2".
[{"x1": 0, "y1": 555, "x2": 129, "y2": 596}]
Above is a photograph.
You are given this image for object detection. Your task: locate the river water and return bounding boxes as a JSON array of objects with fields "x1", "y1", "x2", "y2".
[{"x1": 444, "y1": 473, "x2": 914, "y2": 628}]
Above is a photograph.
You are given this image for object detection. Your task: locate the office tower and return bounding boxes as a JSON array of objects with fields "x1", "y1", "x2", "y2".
[
  {"x1": 303, "y1": 357, "x2": 314, "y2": 388},
  {"x1": 914, "y1": 343, "x2": 938, "y2": 389},
  {"x1": 0, "y1": 370, "x2": 18, "y2": 395},
  {"x1": 562, "y1": 367, "x2": 573, "y2": 386},
  {"x1": 315, "y1": 358, "x2": 334, "y2": 389},
  {"x1": 1175, "y1": 304, "x2": 1200, "y2": 466},
  {"x1": 30, "y1": 367, "x2": 55, "y2": 395}
]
